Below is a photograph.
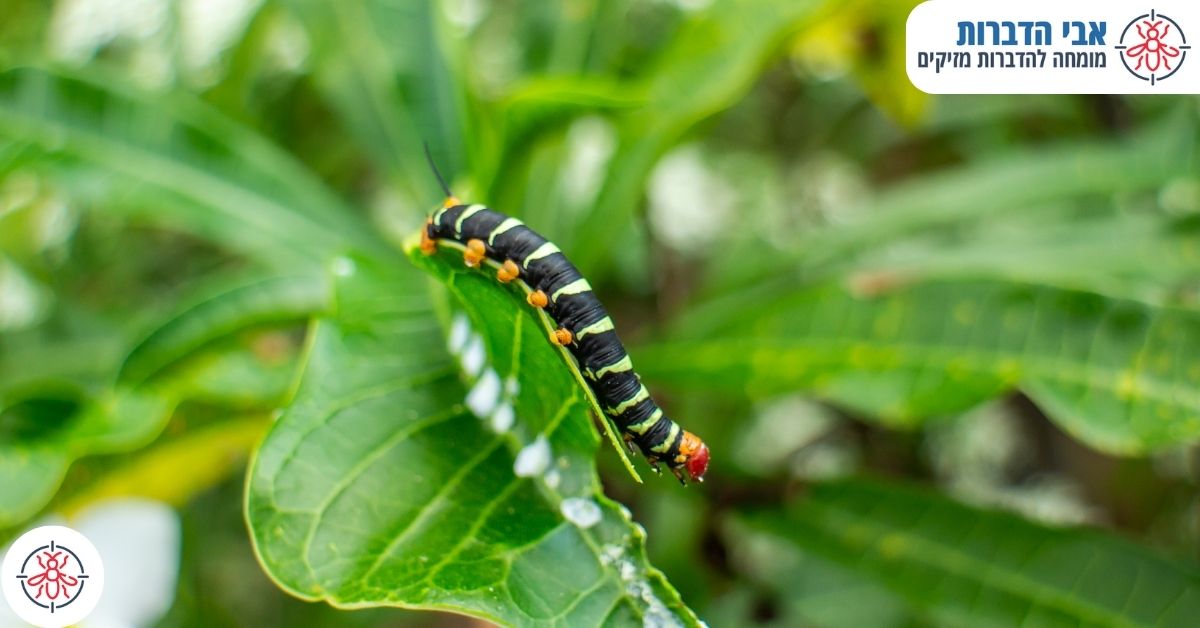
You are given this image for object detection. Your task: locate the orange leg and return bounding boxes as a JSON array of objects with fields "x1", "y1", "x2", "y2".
[
  {"x1": 527, "y1": 290, "x2": 548, "y2": 308},
  {"x1": 497, "y1": 259, "x2": 520, "y2": 283},
  {"x1": 550, "y1": 328, "x2": 573, "y2": 346},
  {"x1": 463, "y1": 239, "x2": 486, "y2": 268}
]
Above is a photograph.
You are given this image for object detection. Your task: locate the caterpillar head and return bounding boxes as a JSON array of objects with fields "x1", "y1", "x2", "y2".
[
  {"x1": 419, "y1": 218, "x2": 437, "y2": 255},
  {"x1": 678, "y1": 430, "x2": 710, "y2": 482}
]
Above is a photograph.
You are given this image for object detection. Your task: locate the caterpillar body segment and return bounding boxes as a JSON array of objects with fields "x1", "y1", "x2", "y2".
[{"x1": 425, "y1": 201, "x2": 710, "y2": 484}]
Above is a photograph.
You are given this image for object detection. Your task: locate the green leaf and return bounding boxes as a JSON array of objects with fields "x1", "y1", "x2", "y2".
[
  {"x1": 823, "y1": 116, "x2": 1195, "y2": 257},
  {"x1": 698, "y1": 120, "x2": 1198, "y2": 305},
  {"x1": 637, "y1": 279, "x2": 1200, "y2": 453},
  {"x1": 0, "y1": 335, "x2": 124, "y2": 402},
  {"x1": 0, "y1": 273, "x2": 325, "y2": 524},
  {"x1": 0, "y1": 389, "x2": 171, "y2": 525},
  {"x1": 279, "y1": 0, "x2": 472, "y2": 201},
  {"x1": 411, "y1": 235, "x2": 641, "y2": 483},
  {"x1": 0, "y1": 63, "x2": 383, "y2": 524},
  {"x1": 0, "y1": 65, "x2": 385, "y2": 267},
  {"x1": 155, "y1": 340, "x2": 301, "y2": 410},
  {"x1": 566, "y1": 0, "x2": 821, "y2": 270},
  {"x1": 744, "y1": 479, "x2": 1200, "y2": 627},
  {"x1": 716, "y1": 518, "x2": 916, "y2": 627},
  {"x1": 247, "y1": 254, "x2": 698, "y2": 626},
  {"x1": 840, "y1": 213, "x2": 1200, "y2": 306},
  {"x1": 120, "y1": 274, "x2": 331, "y2": 385},
  {"x1": 483, "y1": 76, "x2": 643, "y2": 201},
  {"x1": 0, "y1": 324, "x2": 170, "y2": 525},
  {"x1": 57, "y1": 415, "x2": 268, "y2": 518}
]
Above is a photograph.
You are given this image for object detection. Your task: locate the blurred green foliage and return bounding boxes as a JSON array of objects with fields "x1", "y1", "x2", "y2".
[{"x1": 1, "y1": 0, "x2": 1200, "y2": 626}]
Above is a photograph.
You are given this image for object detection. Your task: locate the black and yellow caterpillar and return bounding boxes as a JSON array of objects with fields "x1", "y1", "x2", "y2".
[{"x1": 421, "y1": 197, "x2": 710, "y2": 484}]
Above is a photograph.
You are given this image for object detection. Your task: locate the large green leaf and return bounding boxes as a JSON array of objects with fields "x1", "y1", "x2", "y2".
[
  {"x1": 247, "y1": 253, "x2": 698, "y2": 626},
  {"x1": 638, "y1": 279, "x2": 1200, "y2": 453},
  {"x1": 744, "y1": 479, "x2": 1200, "y2": 627}
]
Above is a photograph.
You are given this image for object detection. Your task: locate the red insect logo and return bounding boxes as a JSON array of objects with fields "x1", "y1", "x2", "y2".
[
  {"x1": 26, "y1": 550, "x2": 79, "y2": 603},
  {"x1": 3, "y1": 525, "x2": 104, "y2": 626},
  {"x1": 14, "y1": 540, "x2": 90, "y2": 613},
  {"x1": 1126, "y1": 20, "x2": 1180, "y2": 71},
  {"x1": 1117, "y1": 10, "x2": 1190, "y2": 85}
]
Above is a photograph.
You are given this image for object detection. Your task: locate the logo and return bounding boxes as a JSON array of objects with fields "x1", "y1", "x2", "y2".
[
  {"x1": 907, "y1": 0, "x2": 1200, "y2": 94},
  {"x1": 2, "y1": 526, "x2": 104, "y2": 628},
  {"x1": 1116, "y1": 10, "x2": 1190, "y2": 84}
]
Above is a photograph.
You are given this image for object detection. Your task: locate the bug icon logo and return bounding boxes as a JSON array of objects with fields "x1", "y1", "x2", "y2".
[
  {"x1": 1116, "y1": 10, "x2": 1191, "y2": 84},
  {"x1": 2, "y1": 526, "x2": 104, "y2": 628}
]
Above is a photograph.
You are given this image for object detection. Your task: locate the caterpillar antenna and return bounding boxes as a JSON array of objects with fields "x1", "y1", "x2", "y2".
[{"x1": 423, "y1": 142, "x2": 453, "y2": 198}]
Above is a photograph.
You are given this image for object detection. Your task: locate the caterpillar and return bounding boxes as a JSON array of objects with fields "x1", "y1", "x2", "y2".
[{"x1": 420, "y1": 196, "x2": 710, "y2": 485}]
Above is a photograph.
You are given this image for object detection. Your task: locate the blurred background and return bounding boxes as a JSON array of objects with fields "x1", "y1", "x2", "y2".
[{"x1": 1, "y1": 0, "x2": 1199, "y2": 626}]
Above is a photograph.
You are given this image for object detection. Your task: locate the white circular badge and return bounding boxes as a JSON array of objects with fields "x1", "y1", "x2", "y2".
[{"x1": 2, "y1": 526, "x2": 104, "y2": 628}]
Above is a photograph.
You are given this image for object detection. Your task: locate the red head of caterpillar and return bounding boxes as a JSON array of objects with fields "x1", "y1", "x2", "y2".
[{"x1": 679, "y1": 431, "x2": 710, "y2": 482}]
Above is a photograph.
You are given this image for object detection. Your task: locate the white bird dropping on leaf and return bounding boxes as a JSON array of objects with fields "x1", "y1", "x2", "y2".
[
  {"x1": 448, "y1": 313, "x2": 471, "y2": 354},
  {"x1": 599, "y1": 543, "x2": 625, "y2": 566},
  {"x1": 514, "y1": 435, "x2": 552, "y2": 477},
  {"x1": 461, "y1": 334, "x2": 486, "y2": 377},
  {"x1": 560, "y1": 497, "x2": 602, "y2": 529},
  {"x1": 490, "y1": 403, "x2": 515, "y2": 433},
  {"x1": 465, "y1": 368, "x2": 502, "y2": 418}
]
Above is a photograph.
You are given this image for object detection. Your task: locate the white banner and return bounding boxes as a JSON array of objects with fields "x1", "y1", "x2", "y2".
[{"x1": 907, "y1": 1, "x2": 1199, "y2": 93}]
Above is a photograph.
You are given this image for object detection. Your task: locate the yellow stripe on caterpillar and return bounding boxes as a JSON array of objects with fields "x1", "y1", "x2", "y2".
[
  {"x1": 523, "y1": 242, "x2": 561, "y2": 267},
  {"x1": 551, "y1": 278, "x2": 592, "y2": 303},
  {"x1": 650, "y1": 423, "x2": 681, "y2": 454},
  {"x1": 594, "y1": 354, "x2": 633, "y2": 379},
  {"x1": 575, "y1": 317, "x2": 615, "y2": 340},
  {"x1": 607, "y1": 385, "x2": 649, "y2": 415},
  {"x1": 488, "y1": 218, "x2": 524, "y2": 245},
  {"x1": 627, "y1": 408, "x2": 663, "y2": 435},
  {"x1": 454, "y1": 204, "x2": 486, "y2": 234}
]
